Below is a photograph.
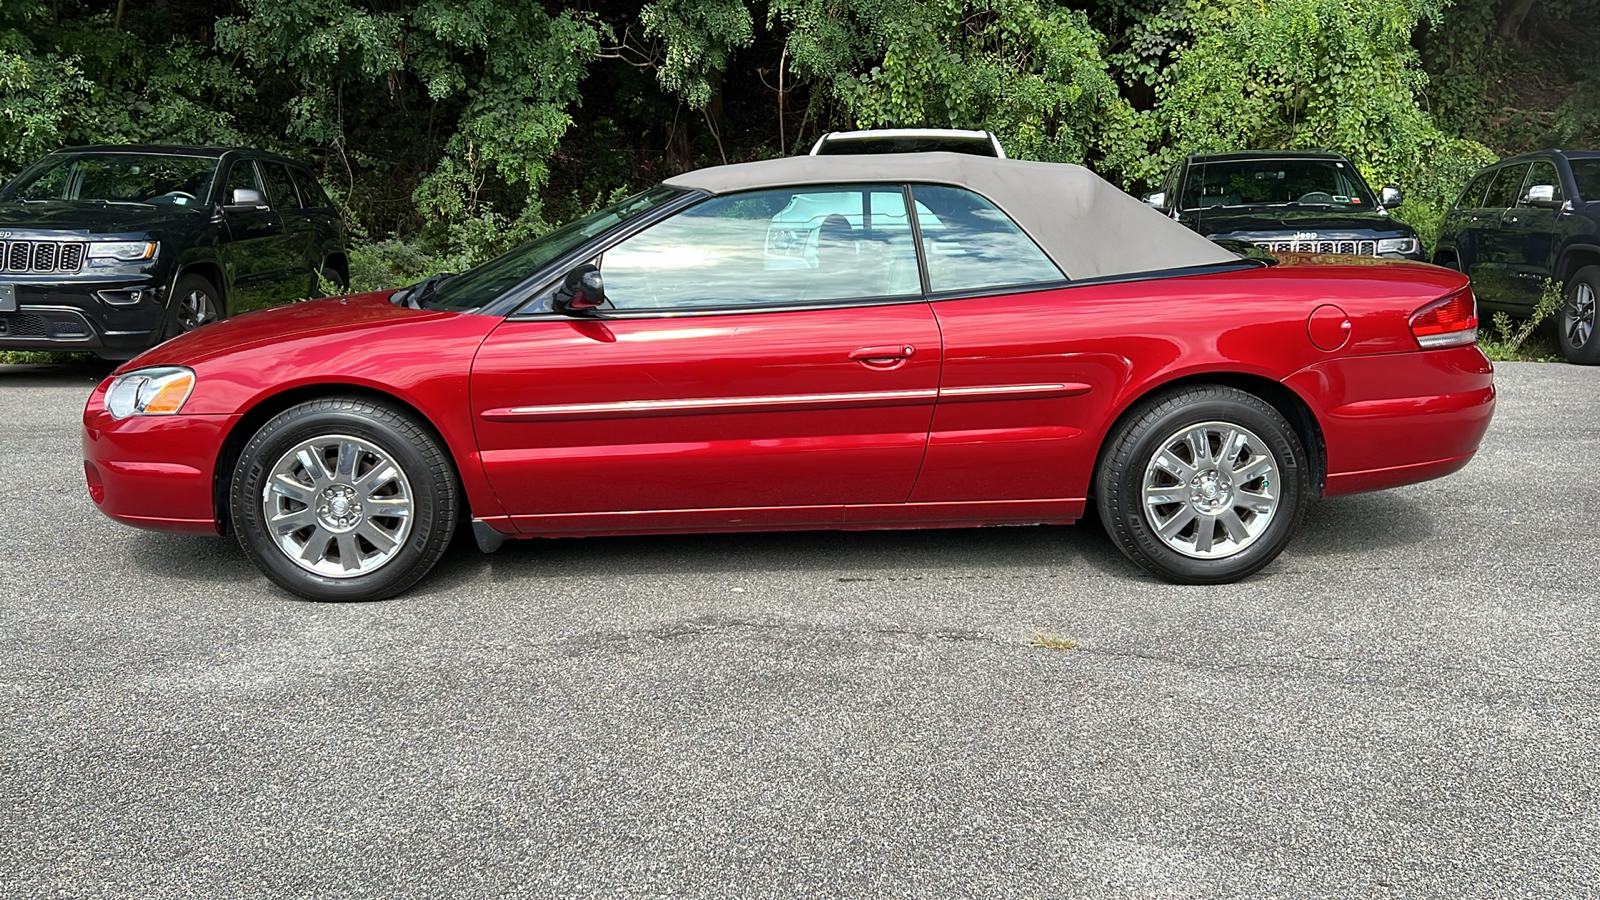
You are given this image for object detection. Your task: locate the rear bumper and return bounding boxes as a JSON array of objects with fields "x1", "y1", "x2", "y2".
[
  {"x1": 1286, "y1": 344, "x2": 1495, "y2": 497},
  {"x1": 83, "y1": 382, "x2": 235, "y2": 535}
]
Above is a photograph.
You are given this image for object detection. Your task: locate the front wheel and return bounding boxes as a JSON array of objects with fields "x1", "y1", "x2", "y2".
[
  {"x1": 1558, "y1": 266, "x2": 1600, "y2": 365},
  {"x1": 230, "y1": 397, "x2": 459, "y2": 601},
  {"x1": 163, "y1": 273, "x2": 224, "y2": 341},
  {"x1": 1096, "y1": 386, "x2": 1310, "y2": 584}
]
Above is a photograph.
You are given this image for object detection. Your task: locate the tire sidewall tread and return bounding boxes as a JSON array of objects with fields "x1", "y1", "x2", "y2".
[
  {"x1": 229, "y1": 397, "x2": 458, "y2": 602},
  {"x1": 1096, "y1": 385, "x2": 1310, "y2": 584},
  {"x1": 1558, "y1": 265, "x2": 1600, "y2": 365}
]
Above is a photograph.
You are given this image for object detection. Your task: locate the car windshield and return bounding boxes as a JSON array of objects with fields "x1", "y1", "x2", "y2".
[
  {"x1": 0, "y1": 153, "x2": 218, "y2": 207},
  {"x1": 1570, "y1": 159, "x2": 1600, "y2": 202},
  {"x1": 424, "y1": 185, "x2": 687, "y2": 311},
  {"x1": 1181, "y1": 159, "x2": 1377, "y2": 211}
]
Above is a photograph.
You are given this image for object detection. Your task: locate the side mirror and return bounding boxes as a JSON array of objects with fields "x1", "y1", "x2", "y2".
[
  {"x1": 1379, "y1": 185, "x2": 1404, "y2": 209},
  {"x1": 1143, "y1": 191, "x2": 1167, "y2": 209},
  {"x1": 554, "y1": 264, "x2": 607, "y2": 313},
  {"x1": 1525, "y1": 184, "x2": 1562, "y2": 208},
  {"x1": 224, "y1": 188, "x2": 267, "y2": 211}
]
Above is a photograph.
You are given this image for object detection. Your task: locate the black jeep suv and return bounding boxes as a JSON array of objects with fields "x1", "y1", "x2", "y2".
[
  {"x1": 1144, "y1": 151, "x2": 1423, "y2": 261},
  {"x1": 1433, "y1": 149, "x2": 1600, "y2": 364},
  {"x1": 0, "y1": 145, "x2": 347, "y2": 359}
]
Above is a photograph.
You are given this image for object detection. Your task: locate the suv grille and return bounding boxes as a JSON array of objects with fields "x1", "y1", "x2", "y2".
[
  {"x1": 2, "y1": 241, "x2": 86, "y2": 274},
  {"x1": 1256, "y1": 239, "x2": 1377, "y2": 256}
]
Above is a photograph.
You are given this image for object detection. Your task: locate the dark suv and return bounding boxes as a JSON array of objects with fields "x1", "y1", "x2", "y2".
[
  {"x1": 1144, "y1": 151, "x2": 1423, "y2": 261},
  {"x1": 1433, "y1": 149, "x2": 1600, "y2": 364},
  {"x1": 0, "y1": 145, "x2": 347, "y2": 359}
]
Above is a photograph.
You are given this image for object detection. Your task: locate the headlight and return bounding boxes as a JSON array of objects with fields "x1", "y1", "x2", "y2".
[
  {"x1": 106, "y1": 366, "x2": 195, "y2": 419},
  {"x1": 87, "y1": 241, "x2": 159, "y2": 262},
  {"x1": 1376, "y1": 237, "x2": 1418, "y2": 255}
]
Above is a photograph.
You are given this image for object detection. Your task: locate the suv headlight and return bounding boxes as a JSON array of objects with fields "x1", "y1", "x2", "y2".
[
  {"x1": 87, "y1": 241, "x2": 159, "y2": 262},
  {"x1": 106, "y1": 366, "x2": 195, "y2": 419},
  {"x1": 1376, "y1": 237, "x2": 1418, "y2": 255}
]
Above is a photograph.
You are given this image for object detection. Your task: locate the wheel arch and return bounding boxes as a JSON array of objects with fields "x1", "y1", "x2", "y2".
[
  {"x1": 1095, "y1": 371, "x2": 1328, "y2": 498},
  {"x1": 171, "y1": 260, "x2": 229, "y2": 313},
  {"x1": 212, "y1": 382, "x2": 470, "y2": 535},
  {"x1": 320, "y1": 250, "x2": 351, "y2": 289},
  {"x1": 1555, "y1": 242, "x2": 1600, "y2": 284}
]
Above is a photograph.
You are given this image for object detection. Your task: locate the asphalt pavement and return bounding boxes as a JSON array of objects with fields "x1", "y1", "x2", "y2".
[{"x1": 1, "y1": 360, "x2": 1596, "y2": 899}]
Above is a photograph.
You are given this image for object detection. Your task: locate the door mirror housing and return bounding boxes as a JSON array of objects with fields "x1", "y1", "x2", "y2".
[
  {"x1": 224, "y1": 187, "x2": 268, "y2": 211},
  {"x1": 554, "y1": 264, "x2": 607, "y2": 313},
  {"x1": 1379, "y1": 185, "x2": 1404, "y2": 209},
  {"x1": 1525, "y1": 184, "x2": 1562, "y2": 208},
  {"x1": 1142, "y1": 191, "x2": 1167, "y2": 209}
]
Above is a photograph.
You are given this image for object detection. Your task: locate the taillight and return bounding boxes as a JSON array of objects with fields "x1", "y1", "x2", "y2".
[{"x1": 1410, "y1": 287, "x2": 1478, "y2": 348}]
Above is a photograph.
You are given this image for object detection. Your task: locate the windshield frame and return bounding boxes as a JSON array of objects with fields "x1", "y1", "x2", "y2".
[
  {"x1": 1179, "y1": 157, "x2": 1379, "y2": 213},
  {"x1": 426, "y1": 184, "x2": 696, "y2": 315},
  {"x1": 0, "y1": 150, "x2": 221, "y2": 206}
]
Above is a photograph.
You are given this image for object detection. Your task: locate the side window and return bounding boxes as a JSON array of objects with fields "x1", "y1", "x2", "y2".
[
  {"x1": 909, "y1": 185, "x2": 1063, "y2": 294},
  {"x1": 599, "y1": 186, "x2": 922, "y2": 311},
  {"x1": 261, "y1": 163, "x2": 302, "y2": 210},
  {"x1": 1483, "y1": 164, "x2": 1530, "y2": 209},
  {"x1": 1519, "y1": 160, "x2": 1564, "y2": 204},
  {"x1": 224, "y1": 161, "x2": 262, "y2": 203},
  {"x1": 1457, "y1": 171, "x2": 1493, "y2": 210},
  {"x1": 291, "y1": 168, "x2": 333, "y2": 208}
]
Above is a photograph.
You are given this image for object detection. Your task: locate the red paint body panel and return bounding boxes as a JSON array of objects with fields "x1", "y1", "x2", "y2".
[
  {"x1": 82, "y1": 256, "x2": 1495, "y2": 546},
  {"x1": 470, "y1": 305, "x2": 942, "y2": 523}
]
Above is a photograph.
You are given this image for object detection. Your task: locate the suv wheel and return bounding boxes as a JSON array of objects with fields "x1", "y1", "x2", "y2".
[
  {"x1": 1558, "y1": 266, "x2": 1600, "y2": 365},
  {"x1": 165, "y1": 273, "x2": 223, "y2": 340}
]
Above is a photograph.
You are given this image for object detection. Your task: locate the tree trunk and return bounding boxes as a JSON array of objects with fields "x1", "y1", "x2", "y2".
[{"x1": 1497, "y1": 0, "x2": 1537, "y2": 44}]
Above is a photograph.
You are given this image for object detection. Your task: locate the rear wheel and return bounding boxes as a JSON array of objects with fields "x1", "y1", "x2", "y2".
[
  {"x1": 1558, "y1": 266, "x2": 1600, "y2": 365},
  {"x1": 1096, "y1": 386, "x2": 1310, "y2": 583},
  {"x1": 229, "y1": 397, "x2": 458, "y2": 601}
]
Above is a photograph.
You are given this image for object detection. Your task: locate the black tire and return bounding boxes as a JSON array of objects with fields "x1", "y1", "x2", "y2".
[
  {"x1": 229, "y1": 397, "x2": 459, "y2": 601},
  {"x1": 311, "y1": 263, "x2": 348, "y2": 299},
  {"x1": 1095, "y1": 385, "x2": 1310, "y2": 584},
  {"x1": 163, "y1": 273, "x2": 224, "y2": 341},
  {"x1": 1557, "y1": 265, "x2": 1600, "y2": 365}
]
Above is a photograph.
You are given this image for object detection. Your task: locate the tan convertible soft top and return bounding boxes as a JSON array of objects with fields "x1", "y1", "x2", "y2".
[{"x1": 664, "y1": 152, "x2": 1238, "y2": 281}]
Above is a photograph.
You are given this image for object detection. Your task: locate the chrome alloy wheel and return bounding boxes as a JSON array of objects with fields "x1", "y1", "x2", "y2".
[
  {"x1": 261, "y1": 435, "x2": 414, "y2": 578},
  {"x1": 177, "y1": 288, "x2": 218, "y2": 332},
  {"x1": 1566, "y1": 282, "x2": 1596, "y2": 350},
  {"x1": 1142, "y1": 420, "x2": 1282, "y2": 559}
]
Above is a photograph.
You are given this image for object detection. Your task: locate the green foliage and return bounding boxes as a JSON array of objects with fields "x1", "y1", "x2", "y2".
[
  {"x1": 0, "y1": 0, "x2": 1592, "y2": 284},
  {"x1": 1479, "y1": 279, "x2": 1563, "y2": 362}
]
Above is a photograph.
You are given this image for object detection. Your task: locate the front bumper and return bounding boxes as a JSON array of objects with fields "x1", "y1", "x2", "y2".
[
  {"x1": 2, "y1": 274, "x2": 168, "y2": 355},
  {"x1": 83, "y1": 381, "x2": 236, "y2": 535}
]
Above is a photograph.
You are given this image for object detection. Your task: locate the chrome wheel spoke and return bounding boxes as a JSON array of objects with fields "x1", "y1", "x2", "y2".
[
  {"x1": 269, "y1": 507, "x2": 317, "y2": 533},
  {"x1": 1192, "y1": 514, "x2": 1217, "y2": 553},
  {"x1": 1156, "y1": 504, "x2": 1197, "y2": 539},
  {"x1": 262, "y1": 433, "x2": 415, "y2": 580},
  {"x1": 1142, "y1": 419, "x2": 1282, "y2": 560},
  {"x1": 1233, "y1": 488, "x2": 1275, "y2": 515}
]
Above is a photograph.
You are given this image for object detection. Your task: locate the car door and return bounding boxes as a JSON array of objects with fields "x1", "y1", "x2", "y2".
[
  {"x1": 1469, "y1": 162, "x2": 1531, "y2": 310},
  {"x1": 470, "y1": 184, "x2": 942, "y2": 533},
  {"x1": 1437, "y1": 168, "x2": 1493, "y2": 265},
  {"x1": 258, "y1": 161, "x2": 317, "y2": 302},
  {"x1": 867, "y1": 184, "x2": 1086, "y2": 523},
  {"x1": 217, "y1": 159, "x2": 291, "y2": 314},
  {"x1": 1497, "y1": 159, "x2": 1567, "y2": 309}
]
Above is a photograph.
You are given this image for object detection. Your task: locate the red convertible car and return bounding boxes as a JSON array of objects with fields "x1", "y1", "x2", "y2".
[{"x1": 82, "y1": 154, "x2": 1495, "y2": 601}]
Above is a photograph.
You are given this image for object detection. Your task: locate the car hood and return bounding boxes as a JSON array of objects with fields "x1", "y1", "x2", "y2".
[
  {"x1": 125, "y1": 292, "x2": 456, "y2": 369},
  {"x1": 0, "y1": 200, "x2": 205, "y2": 235},
  {"x1": 1183, "y1": 206, "x2": 1415, "y2": 238}
]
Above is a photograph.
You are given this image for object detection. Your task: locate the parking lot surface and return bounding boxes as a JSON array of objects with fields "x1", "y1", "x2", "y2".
[{"x1": 2, "y1": 360, "x2": 1596, "y2": 899}]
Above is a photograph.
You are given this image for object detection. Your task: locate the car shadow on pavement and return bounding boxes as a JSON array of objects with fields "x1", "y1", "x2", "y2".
[
  {"x1": 421, "y1": 518, "x2": 1141, "y2": 591},
  {"x1": 1290, "y1": 491, "x2": 1434, "y2": 556},
  {"x1": 125, "y1": 531, "x2": 250, "y2": 584}
]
